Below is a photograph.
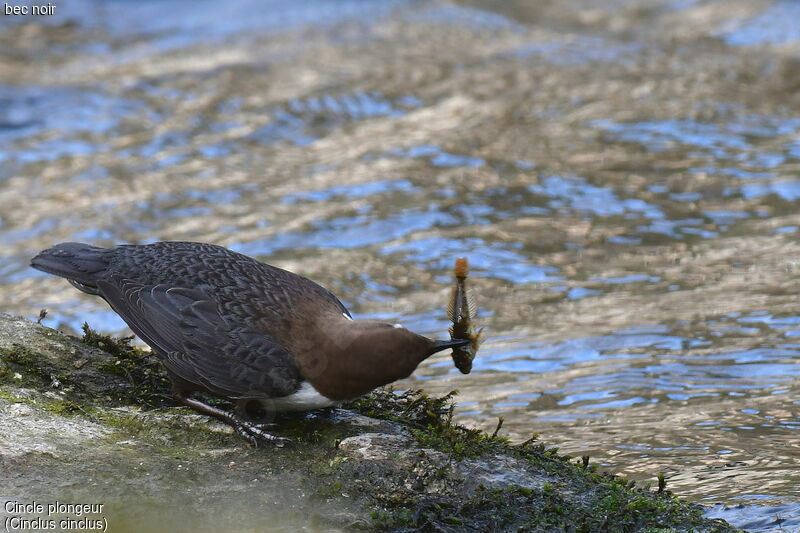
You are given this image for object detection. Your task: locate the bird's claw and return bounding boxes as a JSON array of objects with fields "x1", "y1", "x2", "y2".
[{"x1": 234, "y1": 420, "x2": 292, "y2": 447}]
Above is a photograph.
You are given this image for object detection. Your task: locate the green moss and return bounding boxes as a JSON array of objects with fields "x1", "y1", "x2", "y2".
[
  {"x1": 43, "y1": 398, "x2": 85, "y2": 416},
  {"x1": 0, "y1": 388, "x2": 24, "y2": 404},
  {"x1": 81, "y1": 323, "x2": 172, "y2": 407},
  {"x1": 0, "y1": 344, "x2": 55, "y2": 385},
  {"x1": 344, "y1": 388, "x2": 735, "y2": 532},
  {"x1": 349, "y1": 388, "x2": 512, "y2": 460},
  {"x1": 89, "y1": 405, "x2": 259, "y2": 454},
  {"x1": 80, "y1": 323, "x2": 137, "y2": 358},
  {"x1": 0, "y1": 388, "x2": 85, "y2": 418},
  {"x1": 2, "y1": 344, "x2": 38, "y2": 365},
  {"x1": 94, "y1": 409, "x2": 150, "y2": 433},
  {"x1": 370, "y1": 509, "x2": 413, "y2": 528}
]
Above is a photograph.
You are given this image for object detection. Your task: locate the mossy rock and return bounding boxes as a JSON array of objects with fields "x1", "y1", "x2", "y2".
[{"x1": 0, "y1": 313, "x2": 737, "y2": 532}]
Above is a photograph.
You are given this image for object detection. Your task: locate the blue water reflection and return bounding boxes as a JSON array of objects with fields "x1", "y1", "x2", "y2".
[
  {"x1": 529, "y1": 175, "x2": 664, "y2": 219},
  {"x1": 388, "y1": 144, "x2": 486, "y2": 168},
  {"x1": 382, "y1": 236, "x2": 561, "y2": 283},
  {"x1": 2, "y1": 0, "x2": 800, "y2": 527},
  {"x1": 724, "y1": 1, "x2": 800, "y2": 47},
  {"x1": 251, "y1": 92, "x2": 422, "y2": 146}
]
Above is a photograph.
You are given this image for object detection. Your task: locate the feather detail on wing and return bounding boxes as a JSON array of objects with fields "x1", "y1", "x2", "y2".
[{"x1": 96, "y1": 275, "x2": 301, "y2": 399}]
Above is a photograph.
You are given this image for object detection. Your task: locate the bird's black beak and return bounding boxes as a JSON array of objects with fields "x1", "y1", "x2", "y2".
[{"x1": 429, "y1": 338, "x2": 471, "y2": 355}]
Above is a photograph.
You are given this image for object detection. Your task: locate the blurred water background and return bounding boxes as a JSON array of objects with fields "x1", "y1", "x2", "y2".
[{"x1": 1, "y1": 1, "x2": 800, "y2": 529}]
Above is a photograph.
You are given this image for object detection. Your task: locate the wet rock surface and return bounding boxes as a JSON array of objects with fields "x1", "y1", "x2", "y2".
[{"x1": 0, "y1": 313, "x2": 736, "y2": 532}]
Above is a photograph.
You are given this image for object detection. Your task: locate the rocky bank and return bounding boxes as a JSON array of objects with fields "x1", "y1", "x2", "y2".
[{"x1": 0, "y1": 313, "x2": 736, "y2": 532}]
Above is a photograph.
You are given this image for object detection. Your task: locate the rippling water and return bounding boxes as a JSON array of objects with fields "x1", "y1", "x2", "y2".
[{"x1": 2, "y1": 0, "x2": 800, "y2": 529}]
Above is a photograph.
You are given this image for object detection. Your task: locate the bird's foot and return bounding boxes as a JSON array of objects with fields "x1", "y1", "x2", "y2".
[
  {"x1": 234, "y1": 419, "x2": 292, "y2": 448},
  {"x1": 173, "y1": 391, "x2": 291, "y2": 447}
]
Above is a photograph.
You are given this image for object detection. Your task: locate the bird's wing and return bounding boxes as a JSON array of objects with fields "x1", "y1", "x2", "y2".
[{"x1": 96, "y1": 275, "x2": 301, "y2": 399}]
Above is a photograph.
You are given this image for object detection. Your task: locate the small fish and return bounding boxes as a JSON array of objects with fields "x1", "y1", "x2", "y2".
[{"x1": 447, "y1": 257, "x2": 483, "y2": 374}]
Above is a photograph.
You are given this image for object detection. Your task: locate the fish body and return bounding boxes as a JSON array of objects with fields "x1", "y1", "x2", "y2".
[{"x1": 447, "y1": 257, "x2": 483, "y2": 374}]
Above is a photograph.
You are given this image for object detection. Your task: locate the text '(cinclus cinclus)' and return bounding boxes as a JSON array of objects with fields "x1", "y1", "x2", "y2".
[{"x1": 31, "y1": 241, "x2": 471, "y2": 445}]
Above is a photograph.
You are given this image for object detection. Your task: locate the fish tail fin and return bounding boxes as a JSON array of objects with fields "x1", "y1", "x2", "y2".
[{"x1": 454, "y1": 257, "x2": 469, "y2": 279}]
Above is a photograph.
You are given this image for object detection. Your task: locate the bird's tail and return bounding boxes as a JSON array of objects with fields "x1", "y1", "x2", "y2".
[{"x1": 30, "y1": 242, "x2": 110, "y2": 295}]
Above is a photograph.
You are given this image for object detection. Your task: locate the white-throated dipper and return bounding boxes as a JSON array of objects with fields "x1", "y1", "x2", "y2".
[{"x1": 31, "y1": 241, "x2": 471, "y2": 445}]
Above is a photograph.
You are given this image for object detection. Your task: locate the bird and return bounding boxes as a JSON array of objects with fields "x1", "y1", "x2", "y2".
[{"x1": 30, "y1": 241, "x2": 470, "y2": 445}]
